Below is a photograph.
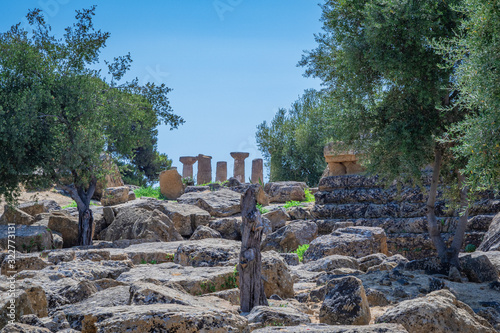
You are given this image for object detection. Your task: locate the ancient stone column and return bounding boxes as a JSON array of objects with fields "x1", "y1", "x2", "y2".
[
  {"x1": 216, "y1": 161, "x2": 227, "y2": 182},
  {"x1": 197, "y1": 154, "x2": 212, "y2": 185},
  {"x1": 179, "y1": 156, "x2": 197, "y2": 179},
  {"x1": 251, "y1": 158, "x2": 264, "y2": 184},
  {"x1": 230, "y1": 152, "x2": 249, "y2": 183}
]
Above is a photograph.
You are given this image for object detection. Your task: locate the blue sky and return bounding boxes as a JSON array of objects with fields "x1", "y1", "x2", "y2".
[{"x1": 0, "y1": 0, "x2": 323, "y2": 182}]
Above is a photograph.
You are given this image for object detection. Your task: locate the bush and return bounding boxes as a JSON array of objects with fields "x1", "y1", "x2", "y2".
[
  {"x1": 283, "y1": 201, "x2": 302, "y2": 210},
  {"x1": 133, "y1": 186, "x2": 166, "y2": 200},
  {"x1": 304, "y1": 189, "x2": 315, "y2": 203},
  {"x1": 293, "y1": 244, "x2": 310, "y2": 262},
  {"x1": 465, "y1": 244, "x2": 477, "y2": 253}
]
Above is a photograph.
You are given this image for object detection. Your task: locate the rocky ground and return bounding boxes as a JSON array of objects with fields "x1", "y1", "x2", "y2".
[{"x1": 0, "y1": 178, "x2": 499, "y2": 332}]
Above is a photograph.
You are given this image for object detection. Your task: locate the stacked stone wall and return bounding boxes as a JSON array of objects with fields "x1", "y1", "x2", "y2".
[{"x1": 313, "y1": 175, "x2": 499, "y2": 260}]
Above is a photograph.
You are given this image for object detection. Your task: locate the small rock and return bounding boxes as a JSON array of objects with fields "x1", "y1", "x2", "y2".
[{"x1": 319, "y1": 276, "x2": 371, "y2": 325}]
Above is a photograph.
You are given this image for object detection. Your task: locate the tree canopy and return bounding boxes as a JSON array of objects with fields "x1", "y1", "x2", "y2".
[
  {"x1": 297, "y1": 0, "x2": 477, "y2": 267},
  {"x1": 256, "y1": 89, "x2": 332, "y2": 186},
  {"x1": 0, "y1": 6, "x2": 183, "y2": 244}
]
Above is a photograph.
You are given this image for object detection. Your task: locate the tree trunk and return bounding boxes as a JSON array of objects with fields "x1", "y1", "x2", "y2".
[
  {"x1": 449, "y1": 172, "x2": 469, "y2": 268},
  {"x1": 77, "y1": 204, "x2": 94, "y2": 246},
  {"x1": 239, "y1": 185, "x2": 268, "y2": 313},
  {"x1": 63, "y1": 177, "x2": 97, "y2": 246},
  {"x1": 426, "y1": 148, "x2": 447, "y2": 262}
]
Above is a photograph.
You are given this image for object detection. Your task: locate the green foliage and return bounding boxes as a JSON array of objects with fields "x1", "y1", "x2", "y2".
[
  {"x1": 433, "y1": 0, "x2": 500, "y2": 193},
  {"x1": 61, "y1": 201, "x2": 99, "y2": 209},
  {"x1": 0, "y1": 7, "x2": 182, "y2": 225},
  {"x1": 256, "y1": 203, "x2": 270, "y2": 215},
  {"x1": 165, "y1": 253, "x2": 174, "y2": 261},
  {"x1": 182, "y1": 177, "x2": 195, "y2": 186},
  {"x1": 299, "y1": 0, "x2": 464, "y2": 185},
  {"x1": 293, "y1": 244, "x2": 309, "y2": 262},
  {"x1": 256, "y1": 89, "x2": 331, "y2": 186},
  {"x1": 283, "y1": 201, "x2": 302, "y2": 210},
  {"x1": 118, "y1": 150, "x2": 173, "y2": 187},
  {"x1": 464, "y1": 244, "x2": 477, "y2": 253},
  {"x1": 304, "y1": 189, "x2": 315, "y2": 203},
  {"x1": 133, "y1": 186, "x2": 166, "y2": 200}
]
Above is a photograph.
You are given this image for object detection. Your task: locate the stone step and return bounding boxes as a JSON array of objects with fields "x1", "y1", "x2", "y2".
[
  {"x1": 312, "y1": 200, "x2": 500, "y2": 220},
  {"x1": 318, "y1": 174, "x2": 433, "y2": 191},
  {"x1": 386, "y1": 231, "x2": 484, "y2": 261},
  {"x1": 315, "y1": 187, "x2": 429, "y2": 205},
  {"x1": 313, "y1": 215, "x2": 493, "y2": 235}
]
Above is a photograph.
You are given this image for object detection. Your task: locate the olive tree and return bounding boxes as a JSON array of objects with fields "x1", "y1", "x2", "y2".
[
  {"x1": 0, "y1": 7, "x2": 183, "y2": 245},
  {"x1": 300, "y1": 0, "x2": 470, "y2": 267}
]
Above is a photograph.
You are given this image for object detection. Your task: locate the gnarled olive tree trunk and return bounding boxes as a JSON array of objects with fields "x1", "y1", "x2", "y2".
[
  {"x1": 426, "y1": 148, "x2": 469, "y2": 268},
  {"x1": 63, "y1": 178, "x2": 97, "y2": 246},
  {"x1": 239, "y1": 185, "x2": 268, "y2": 313}
]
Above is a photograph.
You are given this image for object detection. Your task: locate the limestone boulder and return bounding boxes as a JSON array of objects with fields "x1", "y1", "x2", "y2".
[
  {"x1": 101, "y1": 186, "x2": 129, "y2": 206},
  {"x1": 252, "y1": 323, "x2": 408, "y2": 332},
  {"x1": 159, "y1": 169, "x2": 185, "y2": 200},
  {"x1": 0, "y1": 206, "x2": 35, "y2": 226},
  {"x1": 0, "y1": 282, "x2": 47, "y2": 329},
  {"x1": 189, "y1": 225, "x2": 222, "y2": 240},
  {"x1": 128, "y1": 190, "x2": 136, "y2": 201},
  {"x1": 264, "y1": 181, "x2": 307, "y2": 203},
  {"x1": 47, "y1": 250, "x2": 75, "y2": 264},
  {"x1": 0, "y1": 323, "x2": 51, "y2": 333},
  {"x1": 247, "y1": 305, "x2": 311, "y2": 330},
  {"x1": 161, "y1": 201, "x2": 211, "y2": 236},
  {"x1": 300, "y1": 254, "x2": 359, "y2": 272},
  {"x1": 459, "y1": 252, "x2": 499, "y2": 282},
  {"x1": 175, "y1": 239, "x2": 240, "y2": 267},
  {"x1": 107, "y1": 241, "x2": 181, "y2": 265},
  {"x1": 479, "y1": 211, "x2": 500, "y2": 251},
  {"x1": 117, "y1": 263, "x2": 237, "y2": 295},
  {"x1": 261, "y1": 221, "x2": 318, "y2": 253},
  {"x1": 17, "y1": 201, "x2": 52, "y2": 216},
  {"x1": 261, "y1": 251, "x2": 294, "y2": 299},
  {"x1": 365, "y1": 288, "x2": 390, "y2": 306},
  {"x1": 1, "y1": 253, "x2": 51, "y2": 276},
  {"x1": 304, "y1": 227, "x2": 388, "y2": 262},
  {"x1": 357, "y1": 253, "x2": 387, "y2": 272},
  {"x1": 319, "y1": 276, "x2": 370, "y2": 325},
  {"x1": 77, "y1": 304, "x2": 248, "y2": 333},
  {"x1": 209, "y1": 217, "x2": 242, "y2": 240},
  {"x1": 103, "y1": 207, "x2": 182, "y2": 242},
  {"x1": 48, "y1": 212, "x2": 79, "y2": 248},
  {"x1": 177, "y1": 189, "x2": 242, "y2": 217},
  {"x1": 0, "y1": 225, "x2": 53, "y2": 253},
  {"x1": 262, "y1": 208, "x2": 290, "y2": 231},
  {"x1": 376, "y1": 289, "x2": 496, "y2": 333},
  {"x1": 287, "y1": 205, "x2": 312, "y2": 220}
]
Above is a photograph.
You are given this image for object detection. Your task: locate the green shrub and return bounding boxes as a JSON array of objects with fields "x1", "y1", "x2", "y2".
[
  {"x1": 61, "y1": 201, "x2": 99, "y2": 209},
  {"x1": 133, "y1": 186, "x2": 166, "y2": 200},
  {"x1": 304, "y1": 189, "x2": 315, "y2": 203},
  {"x1": 293, "y1": 244, "x2": 310, "y2": 262},
  {"x1": 283, "y1": 200, "x2": 302, "y2": 210},
  {"x1": 465, "y1": 244, "x2": 477, "y2": 253},
  {"x1": 257, "y1": 203, "x2": 270, "y2": 214}
]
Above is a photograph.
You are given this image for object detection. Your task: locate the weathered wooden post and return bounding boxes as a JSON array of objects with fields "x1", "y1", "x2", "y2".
[{"x1": 239, "y1": 185, "x2": 269, "y2": 312}]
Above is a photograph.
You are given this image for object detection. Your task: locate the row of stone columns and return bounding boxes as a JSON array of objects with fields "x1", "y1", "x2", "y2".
[{"x1": 179, "y1": 153, "x2": 263, "y2": 185}]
